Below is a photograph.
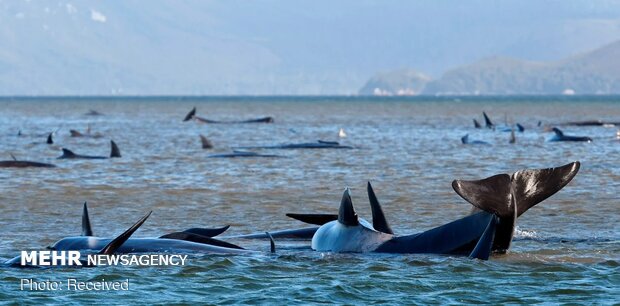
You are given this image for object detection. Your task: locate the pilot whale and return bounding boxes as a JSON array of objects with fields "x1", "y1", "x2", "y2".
[
  {"x1": 58, "y1": 140, "x2": 122, "y2": 159},
  {"x1": 235, "y1": 140, "x2": 353, "y2": 150},
  {"x1": 461, "y1": 134, "x2": 490, "y2": 145},
  {"x1": 183, "y1": 107, "x2": 274, "y2": 124},
  {"x1": 549, "y1": 127, "x2": 593, "y2": 142},
  {"x1": 208, "y1": 150, "x2": 283, "y2": 158},
  {"x1": 0, "y1": 154, "x2": 56, "y2": 168},
  {"x1": 283, "y1": 162, "x2": 580, "y2": 259},
  {"x1": 5, "y1": 203, "x2": 275, "y2": 268}
]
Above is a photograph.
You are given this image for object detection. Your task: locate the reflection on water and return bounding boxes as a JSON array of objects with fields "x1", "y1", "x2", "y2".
[{"x1": 0, "y1": 96, "x2": 618, "y2": 303}]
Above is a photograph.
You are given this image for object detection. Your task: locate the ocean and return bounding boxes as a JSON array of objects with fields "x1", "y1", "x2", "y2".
[{"x1": 0, "y1": 96, "x2": 618, "y2": 304}]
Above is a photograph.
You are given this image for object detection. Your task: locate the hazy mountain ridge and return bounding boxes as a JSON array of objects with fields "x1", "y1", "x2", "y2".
[{"x1": 362, "y1": 40, "x2": 620, "y2": 95}]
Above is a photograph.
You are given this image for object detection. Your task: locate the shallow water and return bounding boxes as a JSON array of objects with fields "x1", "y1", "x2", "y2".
[{"x1": 0, "y1": 96, "x2": 618, "y2": 304}]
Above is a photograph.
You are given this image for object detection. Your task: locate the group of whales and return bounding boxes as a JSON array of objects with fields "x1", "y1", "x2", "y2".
[
  {"x1": 184, "y1": 107, "x2": 351, "y2": 158},
  {"x1": 463, "y1": 111, "x2": 602, "y2": 145},
  {"x1": 5, "y1": 161, "x2": 580, "y2": 267}
]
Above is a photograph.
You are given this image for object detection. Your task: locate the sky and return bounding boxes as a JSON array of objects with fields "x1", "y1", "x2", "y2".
[{"x1": 1, "y1": 0, "x2": 620, "y2": 95}]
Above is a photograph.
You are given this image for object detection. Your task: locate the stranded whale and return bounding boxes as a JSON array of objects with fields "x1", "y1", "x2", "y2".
[
  {"x1": 235, "y1": 140, "x2": 353, "y2": 150},
  {"x1": 0, "y1": 154, "x2": 56, "y2": 168},
  {"x1": 58, "y1": 140, "x2": 122, "y2": 159},
  {"x1": 208, "y1": 150, "x2": 283, "y2": 158},
  {"x1": 549, "y1": 127, "x2": 593, "y2": 142},
  {"x1": 271, "y1": 162, "x2": 580, "y2": 259},
  {"x1": 183, "y1": 107, "x2": 274, "y2": 124}
]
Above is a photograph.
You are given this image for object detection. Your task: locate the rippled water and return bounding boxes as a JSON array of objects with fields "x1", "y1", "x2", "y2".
[{"x1": 0, "y1": 96, "x2": 618, "y2": 304}]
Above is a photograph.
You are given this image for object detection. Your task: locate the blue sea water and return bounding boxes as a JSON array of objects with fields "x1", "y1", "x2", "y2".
[{"x1": 0, "y1": 96, "x2": 618, "y2": 304}]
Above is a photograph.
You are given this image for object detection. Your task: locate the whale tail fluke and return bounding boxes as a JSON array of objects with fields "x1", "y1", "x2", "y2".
[
  {"x1": 110, "y1": 140, "x2": 121, "y2": 158},
  {"x1": 511, "y1": 161, "x2": 580, "y2": 217},
  {"x1": 98, "y1": 211, "x2": 151, "y2": 255},
  {"x1": 59, "y1": 148, "x2": 77, "y2": 159},
  {"x1": 367, "y1": 182, "x2": 394, "y2": 234},
  {"x1": 452, "y1": 161, "x2": 580, "y2": 218},
  {"x1": 47, "y1": 133, "x2": 53, "y2": 144},
  {"x1": 200, "y1": 134, "x2": 213, "y2": 149},
  {"x1": 338, "y1": 188, "x2": 358, "y2": 226},
  {"x1": 183, "y1": 107, "x2": 196, "y2": 122},
  {"x1": 82, "y1": 202, "x2": 93, "y2": 236}
]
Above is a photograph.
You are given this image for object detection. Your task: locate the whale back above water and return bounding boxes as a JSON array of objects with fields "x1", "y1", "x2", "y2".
[{"x1": 59, "y1": 140, "x2": 121, "y2": 159}]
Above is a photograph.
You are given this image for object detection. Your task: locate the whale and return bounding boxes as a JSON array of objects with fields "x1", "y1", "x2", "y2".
[
  {"x1": 461, "y1": 134, "x2": 490, "y2": 145},
  {"x1": 208, "y1": 150, "x2": 283, "y2": 158},
  {"x1": 70, "y1": 124, "x2": 104, "y2": 138},
  {"x1": 183, "y1": 107, "x2": 274, "y2": 124},
  {"x1": 549, "y1": 127, "x2": 593, "y2": 142},
  {"x1": 278, "y1": 162, "x2": 580, "y2": 259},
  {"x1": 58, "y1": 140, "x2": 122, "y2": 159},
  {"x1": 235, "y1": 140, "x2": 353, "y2": 150},
  {"x1": 0, "y1": 154, "x2": 56, "y2": 168},
  {"x1": 5, "y1": 203, "x2": 275, "y2": 268},
  {"x1": 562, "y1": 120, "x2": 620, "y2": 127},
  {"x1": 473, "y1": 119, "x2": 482, "y2": 128}
]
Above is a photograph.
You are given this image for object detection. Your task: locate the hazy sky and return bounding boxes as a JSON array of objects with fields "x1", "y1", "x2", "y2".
[{"x1": 1, "y1": 0, "x2": 620, "y2": 95}]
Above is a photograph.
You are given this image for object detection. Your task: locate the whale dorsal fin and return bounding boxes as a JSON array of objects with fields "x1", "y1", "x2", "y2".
[
  {"x1": 516, "y1": 123, "x2": 524, "y2": 132},
  {"x1": 70, "y1": 129, "x2": 83, "y2": 137},
  {"x1": 46, "y1": 133, "x2": 53, "y2": 144},
  {"x1": 286, "y1": 213, "x2": 338, "y2": 225},
  {"x1": 511, "y1": 161, "x2": 580, "y2": 217},
  {"x1": 266, "y1": 232, "x2": 276, "y2": 253},
  {"x1": 461, "y1": 134, "x2": 469, "y2": 144},
  {"x1": 110, "y1": 140, "x2": 121, "y2": 158},
  {"x1": 483, "y1": 112, "x2": 494, "y2": 128},
  {"x1": 452, "y1": 174, "x2": 514, "y2": 218},
  {"x1": 183, "y1": 107, "x2": 196, "y2": 122},
  {"x1": 552, "y1": 127, "x2": 564, "y2": 137},
  {"x1": 183, "y1": 225, "x2": 230, "y2": 237},
  {"x1": 200, "y1": 135, "x2": 213, "y2": 149},
  {"x1": 98, "y1": 211, "x2": 151, "y2": 255},
  {"x1": 367, "y1": 182, "x2": 393, "y2": 234},
  {"x1": 509, "y1": 129, "x2": 516, "y2": 144},
  {"x1": 82, "y1": 202, "x2": 93, "y2": 236},
  {"x1": 338, "y1": 188, "x2": 358, "y2": 226},
  {"x1": 10, "y1": 153, "x2": 17, "y2": 161},
  {"x1": 473, "y1": 119, "x2": 481, "y2": 128},
  {"x1": 60, "y1": 148, "x2": 77, "y2": 158}
]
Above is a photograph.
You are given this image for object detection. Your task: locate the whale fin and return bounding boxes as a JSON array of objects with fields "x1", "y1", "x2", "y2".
[
  {"x1": 516, "y1": 123, "x2": 524, "y2": 132},
  {"x1": 452, "y1": 174, "x2": 514, "y2": 218},
  {"x1": 483, "y1": 112, "x2": 494, "y2": 128},
  {"x1": 266, "y1": 232, "x2": 276, "y2": 253},
  {"x1": 473, "y1": 119, "x2": 481, "y2": 128},
  {"x1": 511, "y1": 161, "x2": 580, "y2": 217},
  {"x1": 10, "y1": 153, "x2": 17, "y2": 161},
  {"x1": 461, "y1": 134, "x2": 469, "y2": 144},
  {"x1": 468, "y1": 215, "x2": 498, "y2": 260},
  {"x1": 60, "y1": 148, "x2": 77, "y2": 159},
  {"x1": 338, "y1": 188, "x2": 358, "y2": 226},
  {"x1": 110, "y1": 140, "x2": 121, "y2": 158},
  {"x1": 46, "y1": 133, "x2": 53, "y2": 144},
  {"x1": 98, "y1": 211, "x2": 151, "y2": 255},
  {"x1": 200, "y1": 135, "x2": 213, "y2": 149},
  {"x1": 509, "y1": 129, "x2": 516, "y2": 144},
  {"x1": 183, "y1": 107, "x2": 196, "y2": 122},
  {"x1": 183, "y1": 225, "x2": 230, "y2": 237},
  {"x1": 552, "y1": 127, "x2": 564, "y2": 137},
  {"x1": 82, "y1": 202, "x2": 93, "y2": 236},
  {"x1": 70, "y1": 129, "x2": 83, "y2": 137},
  {"x1": 286, "y1": 213, "x2": 338, "y2": 225},
  {"x1": 160, "y1": 232, "x2": 244, "y2": 249},
  {"x1": 367, "y1": 182, "x2": 394, "y2": 234}
]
